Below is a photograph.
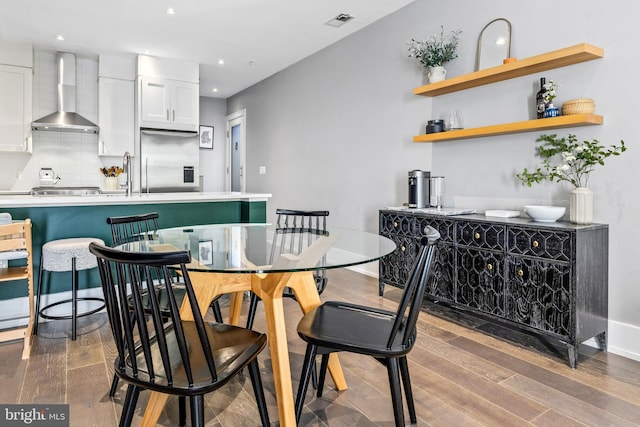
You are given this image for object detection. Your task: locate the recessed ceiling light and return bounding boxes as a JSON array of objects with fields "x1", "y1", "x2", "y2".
[
  {"x1": 217, "y1": 59, "x2": 224, "y2": 65},
  {"x1": 325, "y1": 13, "x2": 355, "y2": 28},
  {"x1": 212, "y1": 88, "x2": 218, "y2": 93},
  {"x1": 56, "y1": 35, "x2": 64, "y2": 41},
  {"x1": 166, "y1": 8, "x2": 176, "y2": 15}
]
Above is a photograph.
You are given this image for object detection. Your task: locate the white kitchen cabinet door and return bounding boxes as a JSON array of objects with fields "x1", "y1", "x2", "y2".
[
  {"x1": 139, "y1": 77, "x2": 198, "y2": 131},
  {"x1": 98, "y1": 77, "x2": 134, "y2": 156},
  {"x1": 0, "y1": 64, "x2": 32, "y2": 153},
  {"x1": 140, "y1": 77, "x2": 171, "y2": 126},
  {"x1": 171, "y1": 81, "x2": 199, "y2": 130}
]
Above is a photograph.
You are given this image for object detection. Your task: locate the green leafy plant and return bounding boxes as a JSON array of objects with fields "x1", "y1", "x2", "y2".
[
  {"x1": 407, "y1": 26, "x2": 462, "y2": 69},
  {"x1": 517, "y1": 134, "x2": 626, "y2": 188}
]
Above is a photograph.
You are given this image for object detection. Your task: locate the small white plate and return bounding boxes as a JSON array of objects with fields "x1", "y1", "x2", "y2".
[{"x1": 485, "y1": 210, "x2": 520, "y2": 218}]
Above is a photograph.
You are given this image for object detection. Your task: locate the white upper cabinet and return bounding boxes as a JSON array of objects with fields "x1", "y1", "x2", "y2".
[
  {"x1": 0, "y1": 41, "x2": 32, "y2": 153},
  {"x1": 98, "y1": 54, "x2": 136, "y2": 156},
  {"x1": 139, "y1": 77, "x2": 199, "y2": 131},
  {"x1": 136, "y1": 55, "x2": 199, "y2": 132},
  {"x1": 98, "y1": 77, "x2": 134, "y2": 156}
]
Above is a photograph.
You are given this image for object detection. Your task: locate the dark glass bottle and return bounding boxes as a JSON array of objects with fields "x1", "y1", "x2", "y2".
[{"x1": 536, "y1": 77, "x2": 547, "y2": 119}]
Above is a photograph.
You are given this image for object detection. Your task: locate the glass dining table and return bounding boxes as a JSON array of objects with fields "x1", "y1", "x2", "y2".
[{"x1": 115, "y1": 223, "x2": 396, "y2": 427}]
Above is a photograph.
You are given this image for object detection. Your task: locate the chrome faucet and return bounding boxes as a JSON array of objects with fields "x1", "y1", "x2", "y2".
[{"x1": 123, "y1": 151, "x2": 132, "y2": 197}]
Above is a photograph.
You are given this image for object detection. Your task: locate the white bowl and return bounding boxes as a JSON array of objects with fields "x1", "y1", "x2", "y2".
[{"x1": 524, "y1": 205, "x2": 566, "y2": 222}]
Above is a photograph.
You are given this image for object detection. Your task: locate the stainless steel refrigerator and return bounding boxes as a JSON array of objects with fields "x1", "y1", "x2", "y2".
[{"x1": 139, "y1": 129, "x2": 199, "y2": 192}]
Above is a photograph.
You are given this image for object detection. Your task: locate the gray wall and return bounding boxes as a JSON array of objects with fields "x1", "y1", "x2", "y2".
[
  {"x1": 228, "y1": 0, "x2": 640, "y2": 360},
  {"x1": 199, "y1": 97, "x2": 227, "y2": 191}
]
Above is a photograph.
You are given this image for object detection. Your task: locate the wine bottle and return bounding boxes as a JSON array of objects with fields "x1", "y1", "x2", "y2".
[{"x1": 536, "y1": 77, "x2": 547, "y2": 119}]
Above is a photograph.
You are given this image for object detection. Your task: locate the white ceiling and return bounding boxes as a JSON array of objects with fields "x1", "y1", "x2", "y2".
[{"x1": 0, "y1": 0, "x2": 415, "y2": 98}]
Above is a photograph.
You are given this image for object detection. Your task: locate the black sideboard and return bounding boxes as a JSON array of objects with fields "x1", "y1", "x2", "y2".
[{"x1": 379, "y1": 209, "x2": 608, "y2": 368}]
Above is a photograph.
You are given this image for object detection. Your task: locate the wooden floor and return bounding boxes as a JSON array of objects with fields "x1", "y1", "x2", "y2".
[{"x1": 2, "y1": 268, "x2": 640, "y2": 426}]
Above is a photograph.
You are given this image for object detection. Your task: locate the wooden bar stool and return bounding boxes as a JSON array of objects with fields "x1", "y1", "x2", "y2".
[{"x1": 34, "y1": 237, "x2": 106, "y2": 340}]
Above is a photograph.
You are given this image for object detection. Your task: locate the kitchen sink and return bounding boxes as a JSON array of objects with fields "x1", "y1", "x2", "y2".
[{"x1": 30, "y1": 186, "x2": 102, "y2": 196}]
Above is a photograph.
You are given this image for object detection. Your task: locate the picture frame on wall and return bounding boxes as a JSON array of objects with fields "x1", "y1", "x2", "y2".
[
  {"x1": 199, "y1": 125, "x2": 214, "y2": 149},
  {"x1": 198, "y1": 240, "x2": 213, "y2": 265}
]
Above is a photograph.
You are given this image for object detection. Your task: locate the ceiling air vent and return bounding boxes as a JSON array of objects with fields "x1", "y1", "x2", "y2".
[{"x1": 325, "y1": 13, "x2": 355, "y2": 28}]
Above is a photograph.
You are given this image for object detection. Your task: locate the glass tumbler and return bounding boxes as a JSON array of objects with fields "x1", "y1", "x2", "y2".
[{"x1": 430, "y1": 176, "x2": 445, "y2": 209}]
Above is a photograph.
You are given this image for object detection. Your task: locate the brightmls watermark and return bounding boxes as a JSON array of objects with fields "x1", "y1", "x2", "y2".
[{"x1": 0, "y1": 405, "x2": 69, "y2": 426}]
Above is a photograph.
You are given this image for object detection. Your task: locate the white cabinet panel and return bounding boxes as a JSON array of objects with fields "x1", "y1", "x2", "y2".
[
  {"x1": 139, "y1": 77, "x2": 198, "y2": 131},
  {"x1": 0, "y1": 64, "x2": 32, "y2": 153},
  {"x1": 98, "y1": 77, "x2": 134, "y2": 156}
]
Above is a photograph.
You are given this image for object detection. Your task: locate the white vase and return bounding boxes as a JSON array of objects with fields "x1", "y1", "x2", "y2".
[
  {"x1": 570, "y1": 187, "x2": 593, "y2": 225},
  {"x1": 428, "y1": 66, "x2": 446, "y2": 83},
  {"x1": 104, "y1": 176, "x2": 119, "y2": 191}
]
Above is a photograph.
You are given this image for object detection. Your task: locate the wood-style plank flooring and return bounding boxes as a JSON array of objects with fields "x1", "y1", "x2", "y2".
[{"x1": 2, "y1": 268, "x2": 640, "y2": 426}]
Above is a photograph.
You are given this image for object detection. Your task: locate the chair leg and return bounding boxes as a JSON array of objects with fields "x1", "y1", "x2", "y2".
[
  {"x1": 246, "y1": 293, "x2": 259, "y2": 329},
  {"x1": 34, "y1": 259, "x2": 47, "y2": 335},
  {"x1": 316, "y1": 353, "x2": 330, "y2": 398},
  {"x1": 179, "y1": 396, "x2": 186, "y2": 427},
  {"x1": 119, "y1": 384, "x2": 141, "y2": 427},
  {"x1": 109, "y1": 374, "x2": 120, "y2": 398},
  {"x1": 295, "y1": 344, "x2": 318, "y2": 424},
  {"x1": 386, "y1": 358, "x2": 406, "y2": 427},
  {"x1": 211, "y1": 300, "x2": 223, "y2": 323},
  {"x1": 247, "y1": 359, "x2": 270, "y2": 427},
  {"x1": 71, "y1": 257, "x2": 77, "y2": 341},
  {"x1": 189, "y1": 395, "x2": 204, "y2": 427},
  {"x1": 399, "y1": 356, "x2": 417, "y2": 424}
]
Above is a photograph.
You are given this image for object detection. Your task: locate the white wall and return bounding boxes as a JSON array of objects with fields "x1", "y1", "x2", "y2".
[
  {"x1": 199, "y1": 97, "x2": 227, "y2": 191},
  {"x1": 228, "y1": 0, "x2": 640, "y2": 360}
]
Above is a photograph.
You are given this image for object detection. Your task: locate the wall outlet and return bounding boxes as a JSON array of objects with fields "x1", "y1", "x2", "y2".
[{"x1": 259, "y1": 166, "x2": 267, "y2": 175}]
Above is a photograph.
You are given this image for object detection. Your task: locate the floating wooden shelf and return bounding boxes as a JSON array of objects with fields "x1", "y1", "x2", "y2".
[
  {"x1": 413, "y1": 43, "x2": 604, "y2": 97},
  {"x1": 413, "y1": 114, "x2": 604, "y2": 143}
]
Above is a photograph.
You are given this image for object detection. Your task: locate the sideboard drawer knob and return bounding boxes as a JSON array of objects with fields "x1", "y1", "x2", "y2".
[
  {"x1": 532, "y1": 240, "x2": 539, "y2": 248},
  {"x1": 393, "y1": 221, "x2": 398, "y2": 228},
  {"x1": 487, "y1": 263, "x2": 493, "y2": 271},
  {"x1": 475, "y1": 232, "x2": 481, "y2": 239},
  {"x1": 401, "y1": 245, "x2": 406, "y2": 252},
  {"x1": 518, "y1": 269, "x2": 524, "y2": 277}
]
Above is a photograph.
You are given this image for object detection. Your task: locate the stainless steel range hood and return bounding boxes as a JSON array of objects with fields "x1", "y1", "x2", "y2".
[{"x1": 31, "y1": 52, "x2": 99, "y2": 134}]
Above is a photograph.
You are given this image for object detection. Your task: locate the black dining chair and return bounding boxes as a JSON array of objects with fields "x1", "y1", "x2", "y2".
[
  {"x1": 105, "y1": 212, "x2": 224, "y2": 398},
  {"x1": 89, "y1": 242, "x2": 270, "y2": 427},
  {"x1": 294, "y1": 227, "x2": 440, "y2": 426},
  {"x1": 245, "y1": 208, "x2": 329, "y2": 330}
]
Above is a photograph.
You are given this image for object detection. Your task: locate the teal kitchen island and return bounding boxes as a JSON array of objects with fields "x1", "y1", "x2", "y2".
[{"x1": 0, "y1": 191, "x2": 270, "y2": 323}]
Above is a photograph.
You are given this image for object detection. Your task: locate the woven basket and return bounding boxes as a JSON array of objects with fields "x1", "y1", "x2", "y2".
[{"x1": 562, "y1": 98, "x2": 595, "y2": 115}]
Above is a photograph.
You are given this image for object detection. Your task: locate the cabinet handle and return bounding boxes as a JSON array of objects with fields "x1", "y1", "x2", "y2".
[
  {"x1": 532, "y1": 240, "x2": 539, "y2": 248},
  {"x1": 518, "y1": 269, "x2": 524, "y2": 277},
  {"x1": 486, "y1": 263, "x2": 493, "y2": 271},
  {"x1": 475, "y1": 232, "x2": 481, "y2": 240},
  {"x1": 393, "y1": 221, "x2": 398, "y2": 228},
  {"x1": 401, "y1": 245, "x2": 406, "y2": 252},
  {"x1": 166, "y1": 109, "x2": 170, "y2": 120}
]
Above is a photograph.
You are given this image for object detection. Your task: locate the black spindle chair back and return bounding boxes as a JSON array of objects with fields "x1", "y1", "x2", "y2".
[{"x1": 90, "y1": 242, "x2": 269, "y2": 427}]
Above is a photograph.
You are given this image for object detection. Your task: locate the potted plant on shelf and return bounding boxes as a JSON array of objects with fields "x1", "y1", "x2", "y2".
[
  {"x1": 407, "y1": 26, "x2": 462, "y2": 84},
  {"x1": 516, "y1": 133, "x2": 626, "y2": 224}
]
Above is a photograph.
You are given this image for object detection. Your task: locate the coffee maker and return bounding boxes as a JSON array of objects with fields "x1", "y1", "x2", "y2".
[{"x1": 408, "y1": 170, "x2": 430, "y2": 208}]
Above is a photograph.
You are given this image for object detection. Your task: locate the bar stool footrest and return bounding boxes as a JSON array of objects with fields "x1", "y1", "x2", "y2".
[{"x1": 38, "y1": 297, "x2": 106, "y2": 321}]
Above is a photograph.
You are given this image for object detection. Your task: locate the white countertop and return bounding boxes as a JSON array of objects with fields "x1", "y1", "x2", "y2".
[{"x1": 0, "y1": 191, "x2": 272, "y2": 208}]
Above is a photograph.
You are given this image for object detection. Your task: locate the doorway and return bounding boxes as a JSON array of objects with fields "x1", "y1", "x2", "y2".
[{"x1": 225, "y1": 109, "x2": 246, "y2": 192}]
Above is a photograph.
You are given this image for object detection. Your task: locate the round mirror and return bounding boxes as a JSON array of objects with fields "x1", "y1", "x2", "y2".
[{"x1": 475, "y1": 18, "x2": 512, "y2": 71}]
